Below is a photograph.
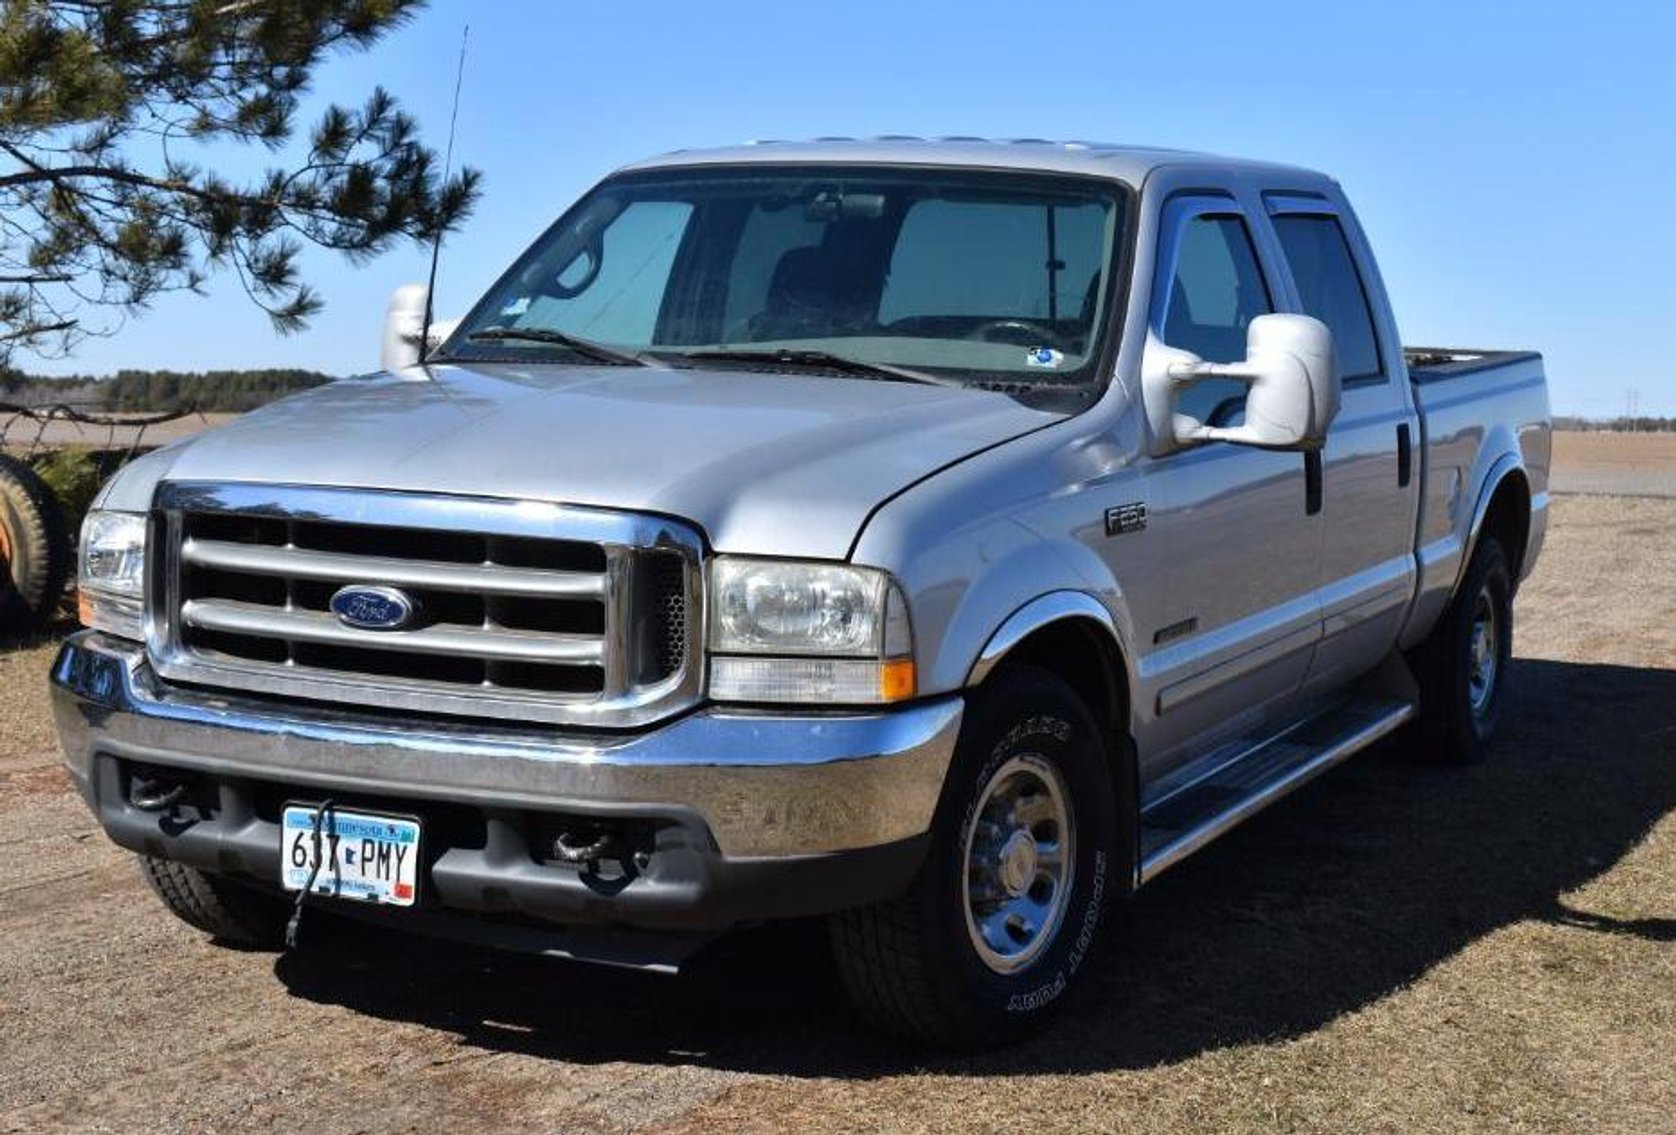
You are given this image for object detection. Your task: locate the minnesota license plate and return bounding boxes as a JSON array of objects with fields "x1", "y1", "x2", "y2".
[{"x1": 281, "y1": 805, "x2": 421, "y2": 907}]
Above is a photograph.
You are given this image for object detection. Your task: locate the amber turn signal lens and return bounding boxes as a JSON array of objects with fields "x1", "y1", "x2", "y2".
[{"x1": 880, "y1": 658, "x2": 917, "y2": 702}]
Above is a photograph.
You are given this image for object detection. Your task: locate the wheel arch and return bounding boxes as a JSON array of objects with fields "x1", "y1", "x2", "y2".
[
  {"x1": 966, "y1": 593, "x2": 1139, "y2": 888},
  {"x1": 1462, "y1": 457, "x2": 1533, "y2": 591}
]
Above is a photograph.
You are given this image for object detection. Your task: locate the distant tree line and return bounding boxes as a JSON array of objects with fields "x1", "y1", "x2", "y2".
[
  {"x1": 1554, "y1": 416, "x2": 1676, "y2": 432},
  {"x1": 1, "y1": 368, "x2": 333, "y2": 413}
]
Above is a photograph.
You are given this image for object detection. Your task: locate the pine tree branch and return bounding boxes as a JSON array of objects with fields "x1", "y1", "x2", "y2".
[{"x1": 0, "y1": 319, "x2": 77, "y2": 342}]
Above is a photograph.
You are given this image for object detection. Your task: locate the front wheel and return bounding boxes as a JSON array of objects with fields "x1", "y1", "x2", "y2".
[
  {"x1": 1410, "y1": 536, "x2": 1514, "y2": 765},
  {"x1": 139, "y1": 857, "x2": 291, "y2": 948},
  {"x1": 829, "y1": 665, "x2": 1123, "y2": 1048}
]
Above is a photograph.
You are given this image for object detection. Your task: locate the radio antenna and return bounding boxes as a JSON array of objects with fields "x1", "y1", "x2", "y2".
[{"x1": 420, "y1": 23, "x2": 469, "y2": 363}]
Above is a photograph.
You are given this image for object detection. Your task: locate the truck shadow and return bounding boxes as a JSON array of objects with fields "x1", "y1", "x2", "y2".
[{"x1": 273, "y1": 656, "x2": 1676, "y2": 1077}]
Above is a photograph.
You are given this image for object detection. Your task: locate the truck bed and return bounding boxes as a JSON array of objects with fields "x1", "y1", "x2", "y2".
[
  {"x1": 1404, "y1": 346, "x2": 1542, "y2": 383},
  {"x1": 1399, "y1": 342, "x2": 1550, "y2": 650}
]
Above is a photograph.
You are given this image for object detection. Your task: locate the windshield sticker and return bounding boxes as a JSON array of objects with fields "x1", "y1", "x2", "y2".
[
  {"x1": 1026, "y1": 347, "x2": 1064, "y2": 369},
  {"x1": 500, "y1": 296, "x2": 531, "y2": 318}
]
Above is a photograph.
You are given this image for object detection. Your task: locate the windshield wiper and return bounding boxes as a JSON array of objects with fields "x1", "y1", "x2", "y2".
[
  {"x1": 462, "y1": 327, "x2": 651, "y2": 367},
  {"x1": 678, "y1": 348, "x2": 962, "y2": 388}
]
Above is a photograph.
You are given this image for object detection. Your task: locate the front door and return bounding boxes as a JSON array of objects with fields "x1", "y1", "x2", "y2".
[{"x1": 1132, "y1": 194, "x2": 1324, "y2": 778}]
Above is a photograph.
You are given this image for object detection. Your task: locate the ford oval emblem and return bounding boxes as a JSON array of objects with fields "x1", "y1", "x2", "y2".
[{"x1": 330, "y1": 585, "x2": 417, "y2": 631}]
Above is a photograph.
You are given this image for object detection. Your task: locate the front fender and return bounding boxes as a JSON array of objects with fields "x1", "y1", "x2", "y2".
[{"x1": 862, "y1": 513, "x2": 1135, "y2": 699}]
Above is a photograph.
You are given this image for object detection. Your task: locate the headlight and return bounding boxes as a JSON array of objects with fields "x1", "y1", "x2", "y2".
[
  {"x1": 707, "y1": 558, "x2": 914, "y2": 704},
  {"x1": 77, "y1": 509, "x2": 147, "y2": 640}
]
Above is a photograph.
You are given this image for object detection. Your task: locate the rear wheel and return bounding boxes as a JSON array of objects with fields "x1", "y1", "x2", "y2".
[
  {"x1": 138, "y1": 857, "x2": 291, "y2": 948},
  {"x1": 1411, "y1": 536, "x2": 1513, "y2": 765},
  {"x1": 829, "y1": 665, "x2": 1123, "y2": 1048},
  {"x1": 0, "y1": 453, "x2": 72, "y2": 629}
]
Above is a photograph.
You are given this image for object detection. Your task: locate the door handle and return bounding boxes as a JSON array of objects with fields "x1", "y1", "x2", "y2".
[{"x1": 1396, "y1": 423, "x2": 1413, "y2": 488}]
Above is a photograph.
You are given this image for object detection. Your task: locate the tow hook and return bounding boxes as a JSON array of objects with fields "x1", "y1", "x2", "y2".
[
  {"x1": 551, "y1": 827, "x2": 623, "y2": 871},
  {"x1": 550, "y1": 825, "x2": 653, "y2": 878},
  {"x1": 128, "y1": 768, "x2": 188, "y2": 812}
]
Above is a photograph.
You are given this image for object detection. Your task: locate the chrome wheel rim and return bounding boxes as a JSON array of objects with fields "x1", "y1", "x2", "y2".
[
  {"x1": 960, "y1": 753, "x2": 1075, "y2": 975},
  {"x1": 1467, "y1": 586, "x2": 1499, "y2": 716}
]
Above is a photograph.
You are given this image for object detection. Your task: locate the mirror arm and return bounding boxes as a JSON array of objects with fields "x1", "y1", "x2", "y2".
[
  {"x1": 1167, "y1": 361, "x2": 1299, "y2": 449},
  {"x1": 1167, "y1": 360, "x2": 1261, "y2": 385},
  {"x1": 1166, "y1": 360, "x2": 1262, "y2": 444}
]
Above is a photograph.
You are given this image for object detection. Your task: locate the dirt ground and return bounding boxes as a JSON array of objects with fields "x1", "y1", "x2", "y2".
[{"x1": 2, "y1": 493, "x2": 1673, "y2": 1134}]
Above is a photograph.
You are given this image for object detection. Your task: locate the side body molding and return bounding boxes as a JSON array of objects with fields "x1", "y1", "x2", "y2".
[{"x1": 967, "y1": 591, "x2": 1127, "y2": 688}]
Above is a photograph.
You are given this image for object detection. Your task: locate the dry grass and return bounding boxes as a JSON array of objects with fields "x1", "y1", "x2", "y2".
[
  {"x1": 0, "y1": 412, "x2": 238, "y2": 458},
  {"x1": 1, "y1": 494, "x2": 1672, "y2": 1134},
  {"x1": 1551, "y1": 431, "x2": 1676, "y2": 497}
]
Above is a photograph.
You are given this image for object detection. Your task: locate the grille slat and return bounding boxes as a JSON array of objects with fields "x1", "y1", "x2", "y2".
[
  {"x1": 181, "y1": 537, "x2": 606, "y2": 599},
  {"x1": 151, "y1": 485, "x2": 702, "y2": 727},
  {"x1": 180, "y1": 599, "x2": 607, "y2": 665}
]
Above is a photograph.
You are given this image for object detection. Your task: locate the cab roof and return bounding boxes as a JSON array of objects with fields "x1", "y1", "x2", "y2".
[{"x1": 617, "y1": 136, "x2": 1325, "y2": 187}]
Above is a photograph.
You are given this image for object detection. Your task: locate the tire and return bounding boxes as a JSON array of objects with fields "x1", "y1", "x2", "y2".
[
  {"x1": 830, "y1": 665, "x2": 1123, "y2": 1048},
  {"x1": 0, "y1": 452, "x2": 72, "y2": 629},
  {"x1": 138, "y1": 856, "x2": 291, "y2": 948},
  {"x1": 1410, "y1": 535, "x2": 1513, "y2": 765}
]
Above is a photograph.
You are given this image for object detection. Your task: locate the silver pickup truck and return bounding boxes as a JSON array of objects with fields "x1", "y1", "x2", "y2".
[{"x1": 53, "y1": 138, "x2": 1549, "y2": 1047}]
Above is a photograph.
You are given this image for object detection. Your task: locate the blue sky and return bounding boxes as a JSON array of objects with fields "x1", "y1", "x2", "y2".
[{"x1": 24, "y1": 0, "x2": 1676, "y2": 416}]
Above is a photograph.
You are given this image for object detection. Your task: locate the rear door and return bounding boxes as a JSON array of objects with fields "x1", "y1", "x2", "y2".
[
  {"x1": 1262, "y1": 194, "x2": 1420, "y2": 696},
  {"x1": 1135, "y1": 192, "x2": 1324, "y2": 773}
]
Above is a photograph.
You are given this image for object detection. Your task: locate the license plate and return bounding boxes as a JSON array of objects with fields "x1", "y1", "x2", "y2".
[{"x1": 281, "y1": 805, "x2": 421, "y2": 907}]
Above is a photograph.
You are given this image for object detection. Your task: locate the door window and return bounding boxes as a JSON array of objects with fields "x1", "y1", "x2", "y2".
[
  {"x1": 1162, "y1": 214, "x2": 1273, "y2": 425},
  {"x1": 1272, "y1": 214, "x2": 1383, "y2": 383}
]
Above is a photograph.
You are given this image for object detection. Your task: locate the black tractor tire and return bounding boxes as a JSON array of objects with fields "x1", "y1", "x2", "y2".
[
  {"x1": 1410, "y1": 536, "x2": 1514, "y2": 765},
  {"x1": 138, "y1": 856, "x2": 291, "y2": 948},
  {"x1": 829, "y1": 665, "x2": 1123, "y2": 1048},
  {"x1": 0, "y1": 452, "x2": 72, "y2": 629}
]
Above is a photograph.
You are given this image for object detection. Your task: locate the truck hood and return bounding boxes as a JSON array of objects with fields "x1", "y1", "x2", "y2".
[{"x1": 145, "y1": 361, "x2": 1067, "y2": 559}]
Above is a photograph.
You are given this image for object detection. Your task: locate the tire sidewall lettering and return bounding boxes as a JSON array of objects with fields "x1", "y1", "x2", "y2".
[
  {"x1": 957, "y1": 706, "x2": 1110, "y2": 1018},
  {"x1": 1003, "y1": 849, "x2": 1106, "y2": 1014}
]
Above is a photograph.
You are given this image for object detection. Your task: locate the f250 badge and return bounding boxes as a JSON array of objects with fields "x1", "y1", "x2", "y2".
[{"x1": 1104, "y1": 502, "x2": 1147, "y2": 537}]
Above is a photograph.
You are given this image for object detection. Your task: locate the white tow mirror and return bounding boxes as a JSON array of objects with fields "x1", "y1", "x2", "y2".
[
  {"x1": 1141, "y1": 314, "x2": 1341, "y2": 454},
  {"x1": 380, "y1": 284, "x2": 428, "y2": 371},
  {"x1": 379, "y1": 285, "x2": 459, "y2": 372}
]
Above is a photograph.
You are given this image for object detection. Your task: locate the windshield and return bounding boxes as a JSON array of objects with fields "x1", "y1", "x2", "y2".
[{"x1": 440, "y1": 166, "x2": 1130, "y2": 387}]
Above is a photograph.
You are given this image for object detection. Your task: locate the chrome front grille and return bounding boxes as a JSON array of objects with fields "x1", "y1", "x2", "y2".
[{"x1": 148, "y1": 483, "x2": 703, "y2": 727}]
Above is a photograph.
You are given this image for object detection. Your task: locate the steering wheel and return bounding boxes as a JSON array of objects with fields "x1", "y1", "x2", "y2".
[
  {"x1": 546, "y1": 242, "x2": 602, "y2": 300},
  {"x1": 969, "y1": 319, "x2": 1067, "y2": 350}
]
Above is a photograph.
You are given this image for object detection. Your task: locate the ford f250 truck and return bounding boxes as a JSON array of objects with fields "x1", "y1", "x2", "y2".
[{"x1": 53, "y1": 139, "x2": 1550, "y2": 1047}]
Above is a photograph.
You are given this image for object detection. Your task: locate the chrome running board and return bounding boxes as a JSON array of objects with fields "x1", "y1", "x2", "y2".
[{"x1": 1138, "y1": 696, "x2": 1415, "y2": 885}]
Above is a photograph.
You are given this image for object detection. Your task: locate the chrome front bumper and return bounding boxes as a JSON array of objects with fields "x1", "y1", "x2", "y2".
[{"x1": 51, "y1": 632, "x2": 962, "y2": 860}]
